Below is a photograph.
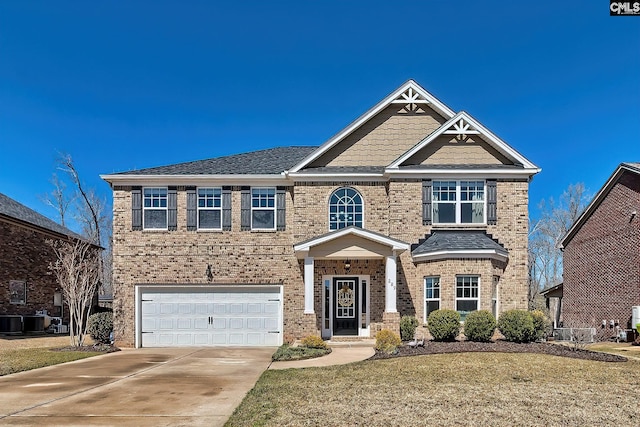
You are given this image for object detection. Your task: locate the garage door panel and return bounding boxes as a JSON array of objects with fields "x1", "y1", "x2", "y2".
[{"x1": 140, "y1": 287, "x2": 282, "y2": 347}]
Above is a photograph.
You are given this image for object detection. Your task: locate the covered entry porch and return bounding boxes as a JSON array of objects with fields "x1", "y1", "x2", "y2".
[{"x1": 294, "y1": 226, "x2": 409, "y2": 338}]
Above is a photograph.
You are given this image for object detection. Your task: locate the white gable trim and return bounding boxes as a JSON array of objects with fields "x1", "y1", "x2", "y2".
[
  {"x1": 412, "y1": 249, "x2": 509, "y2": 263},
  {"x1": 293, "y1": 226, "x2": 410, "y2": 254},
  {"x1": 387, "y1": 111, "x2": 540, "y2": 172},
  {"x1": 100, "y1": 173, "x2": 289, "y2": 187},
  {"x1": 289, "y1": 80, "x2": 456, "y2": 173}
]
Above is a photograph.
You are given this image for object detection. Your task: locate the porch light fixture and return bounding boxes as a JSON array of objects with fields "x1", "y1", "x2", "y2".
[
  {"x1": 344, "y1": 260, "x2": 351, "y2": 271},
  {"x1": 205, "y1": 264, "x2": 213, "y2": 282}
]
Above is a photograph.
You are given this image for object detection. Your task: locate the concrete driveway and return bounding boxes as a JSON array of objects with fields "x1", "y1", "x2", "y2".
[{"x1": 0, "y1": 347, "x2": 275, "y2": 426}]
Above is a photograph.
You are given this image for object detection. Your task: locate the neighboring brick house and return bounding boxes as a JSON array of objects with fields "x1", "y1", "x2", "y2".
[
  {"x1": 0, "y1": 192, "x2": 83, "y2": 326},
  {"x1": 561, "y1": 162, "x2": 640, "y2": 340},
  {"x1": 102, "y1": 80, "x2": 541, "y2": 348}
]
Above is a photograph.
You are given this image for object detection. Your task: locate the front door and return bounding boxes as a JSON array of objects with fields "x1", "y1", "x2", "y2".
[{"x1": 333, "y1": 277, "x2": 359, "y2": 336}]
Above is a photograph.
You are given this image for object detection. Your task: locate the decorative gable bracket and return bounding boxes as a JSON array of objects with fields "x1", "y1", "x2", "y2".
[
  {"x1": 390, "y1": 87, "x2": 430, "y2": 113},
  {"x1": 442, "y1": 117, "x2": 481, "y2": 141}
]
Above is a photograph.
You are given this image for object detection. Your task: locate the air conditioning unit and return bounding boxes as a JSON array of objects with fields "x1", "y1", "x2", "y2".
[{"x1": 52, "y1": 324, "x2": 68, "y2": 334}]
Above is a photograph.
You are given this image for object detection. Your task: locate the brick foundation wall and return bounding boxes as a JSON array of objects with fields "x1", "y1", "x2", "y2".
[{"x1": 563, "y1": 171, "x2": 640, "y2": 340}]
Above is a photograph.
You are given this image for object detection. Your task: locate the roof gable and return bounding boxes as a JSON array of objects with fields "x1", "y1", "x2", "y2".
[
  {"x1": 387, "y1": 111, "x2": 540, "y2": 171},
  {"x1": 562, "y1": 162, "x2": 640, "y2": 247},
  {"x1": 290, "y1": 80, "x2": 456, "y2": 173}
]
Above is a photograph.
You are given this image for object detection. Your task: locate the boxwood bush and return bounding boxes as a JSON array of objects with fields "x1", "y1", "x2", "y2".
[
  {"x1": 400, "y1": 315, "x2": 419, "y2": 341},
  {"x1": 530, "y1": 310, "x2": 551, "y2": 341},
  {"x1": 86, "y1": 311, "x2": 113, "y2": 344},
  {"x1": 463, "y1": 310, "x2": 496, "y2": 342},
  {"x1": 301, "y1": 335, "x2": 328, "y2": 349},
  {"x1": 427, "y1": 309, "x2": 461, "y2": 341},
  {"x1": 497, "y1": 310, "x2": 535, "y2": 343}
]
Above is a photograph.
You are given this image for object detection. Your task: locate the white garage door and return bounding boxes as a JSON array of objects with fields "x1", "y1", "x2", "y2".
[{"x1": 139, "y1": 286, "x2": 282, "y2": 347}]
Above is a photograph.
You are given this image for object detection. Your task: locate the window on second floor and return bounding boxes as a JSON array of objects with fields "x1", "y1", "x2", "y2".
[
  {"x1": 143, "y1": 187, "x2": 168, "y2": 229},
  {"x1": 433, "y1": 180, "x2": 485, "y2": 224},
  {"x1": 251, "y1": 187, "x2": 276, "y2": 230},
  {"x1": 329, "y1": 187, "x2": 363, "y2": 230},
  {"x1": 197, "y1": 188, "x2": 222, "y2": 230}
]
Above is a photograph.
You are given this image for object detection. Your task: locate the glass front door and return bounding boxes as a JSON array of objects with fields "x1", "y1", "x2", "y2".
[{"x1": 333, "y1": 277, "x2": 358, "y2": 336}]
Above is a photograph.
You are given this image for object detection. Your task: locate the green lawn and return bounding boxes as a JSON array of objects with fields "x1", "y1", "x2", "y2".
[
  {"x1": 0, "y1": 347, "x2": 107, "y2": 376},
  {"x1": 226, "y1": 352, "x2": 638, "y2": 427}
]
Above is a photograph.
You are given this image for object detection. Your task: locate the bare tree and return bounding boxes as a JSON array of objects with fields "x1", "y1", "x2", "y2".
[
  {"x1": 528, "y1": 183, "x2": 590, "y2": 308},
  {"x1": 44, "y1": 153, "x2": 112, "y2": 297},
  {"x1": 48, "y1": 239, "x2": 101, "y2": 347},
  {"x1": 40, "y1": 173, "x2": 75, "y2": 228}
]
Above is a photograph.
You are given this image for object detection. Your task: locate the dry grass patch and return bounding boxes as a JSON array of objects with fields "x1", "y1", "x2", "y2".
[
  {"x1": 226, "y1": 353, "x2": 638, "y2": 427},
  {"x1": 0, "y1": 347, "x2": 104, "y2": 376}
]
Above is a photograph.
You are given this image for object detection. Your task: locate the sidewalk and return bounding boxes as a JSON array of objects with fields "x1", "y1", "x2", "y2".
[{"x1": 269, "y1": 343, "x2": 375, "y2": 370}]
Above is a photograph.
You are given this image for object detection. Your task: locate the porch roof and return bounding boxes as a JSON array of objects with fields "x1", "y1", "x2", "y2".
[
  {"x1": 293, "y1": 226, "x2": 410, "y2": 259},
  {"x1": 411, "y1": 230, "x2": 508, "y2": 262}
]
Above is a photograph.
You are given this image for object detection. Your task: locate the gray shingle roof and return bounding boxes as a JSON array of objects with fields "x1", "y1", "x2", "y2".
[
  {"x1": 622, "y1": 162, "x2": 640, "y2": 173},
  {"x1": 294, "y1": 166, "x2": 386, "y2": 174},
  {"x1": 114, "y1": 146, "x2": 318, "y2": 175},
  {"x1": 412, "y1": 230, "x2": 508, "y2": 257},
  {"x1": 0, "y1": 192, "x2": 83, "y2": 239}
]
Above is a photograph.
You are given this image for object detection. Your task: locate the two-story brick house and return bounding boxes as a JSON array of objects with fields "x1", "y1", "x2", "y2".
[
  {"x1": 102, "y1": 80, "x2": 540, "y2": 347},
  {"x1": 561, "y1": 162, "x2": 640, "y2": 340}
]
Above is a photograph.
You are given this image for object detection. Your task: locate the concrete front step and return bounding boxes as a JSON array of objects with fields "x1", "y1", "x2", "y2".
[{"x1": 327, "y1": 338, "x2": 375, "y2": 348}]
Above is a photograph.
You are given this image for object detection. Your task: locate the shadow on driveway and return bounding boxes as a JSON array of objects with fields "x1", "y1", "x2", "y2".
[{"x1": 0, "y1": 347, "x2": 275, "y2": 427}]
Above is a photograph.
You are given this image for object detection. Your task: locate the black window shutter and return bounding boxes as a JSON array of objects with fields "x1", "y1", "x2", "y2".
[
  {"x1": 168, "y1": 187, "x2": 177, "y2": 231},
  {"x1": 222, "y1": 186, "x2": 232, "y2": 231},
  {"x1": 422, "y1": 180, "x2": 432, "y2": 225},
  {"x1": 240, "y1": 187, "x2": 251, "y2": 231},
  {"x1": 186, "y1": 187, "x2": 197, "y2": 231},
  {"x1": 131, "y1": 187, "x2": 142, "y2": 231},
  {"x1": 487, "y1": 179, "x2": 497, "y2": 225},
  {"x1": 276, "y1": 187, "x2": 286, "y2": 231}
]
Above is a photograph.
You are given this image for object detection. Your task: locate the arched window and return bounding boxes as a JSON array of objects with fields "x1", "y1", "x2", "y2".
[{"x1": 329, "y1": 187, "x2": 363, "y2": 230}]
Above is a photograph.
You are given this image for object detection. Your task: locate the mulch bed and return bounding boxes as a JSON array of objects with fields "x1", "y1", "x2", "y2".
[
  {"x1": 369, "y1": 340, "x2": 627, "y2": 362},
  {"x1": 52, "y1": 344, "x2": 121, "y2": 353}
]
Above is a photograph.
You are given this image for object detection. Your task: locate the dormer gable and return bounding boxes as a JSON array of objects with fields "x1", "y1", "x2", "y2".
[{"x1": 386, "y1": 111, "x2": 540, "y2": 176}]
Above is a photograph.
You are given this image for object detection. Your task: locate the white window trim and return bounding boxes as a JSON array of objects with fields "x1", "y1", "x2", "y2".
[
  {"x1": 424, "y1": 276, "x2": 441, "y2": 323},
  {"x1": 142, "y1": 187, "x2": 168, "y2": 230},
  {"x1": 197, "y1": 187, "x2": 223, "y2": 231},
  {"x1": 251, "y1": 187, "x2": 276, "y2": 231},
  {"x1": 433, "y1": 180, "x2": 486, "y2": 225},
  {"x1": 455, "y1": 275, "x2": 480, "y2": 320},
  {"x1": 328, "y1": 187, "x2": 365, "y2": 231}
]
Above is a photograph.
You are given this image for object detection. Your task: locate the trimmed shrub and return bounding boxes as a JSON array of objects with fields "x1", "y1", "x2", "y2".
[
  {"x1": 530, "y1": 310, "x2": 552, "y2": 341},
  {"x1": 375, "y1": 329, "x2": 401, "y2": 354},
  {"x1": 427, "y1": 309, "x2": 461, "y2": 341},
  {"x1": 497, "y1": 310, "x2": 535, "y2": 343},
  {"x1": 400, "y1": 315, "x2": 419, "y2": 341},
  {"x1": 301, "y1": 335, "x2": 328, "y2": 349},
  {"x1": 86, "y1": 311, "x2": 113, "y2": 344},
  {"x1": 464, "y1": 310, "x2": 496, "y2": 342}
]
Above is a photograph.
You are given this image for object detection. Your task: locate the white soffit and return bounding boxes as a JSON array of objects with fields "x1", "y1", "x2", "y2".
[
  {"x1": 289, "y1": 80, "x2": 456, "y2": 173},
  {"x1": 387, "y1": 111, "x2": 541, "y2": 172}
]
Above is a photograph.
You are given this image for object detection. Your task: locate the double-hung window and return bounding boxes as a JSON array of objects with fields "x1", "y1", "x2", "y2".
[
  {"x1": 197, "y1": 188, "x2": 222, "y2": 230},
  {"x1": 456, "y1": 276, "x2": 479, "y2": 321},
  {"x1": 143, "y1": 187, "x2": 168, "y2": 229},
  {"x1": 433, "y1": 180, "x2": 485, "y2": 224},
  {"x1": 424, "y1": 277, "x2": 440, "y2": 322},
  {"x1": 251, "y1": 188, "x2": 276, "y2": 230}
]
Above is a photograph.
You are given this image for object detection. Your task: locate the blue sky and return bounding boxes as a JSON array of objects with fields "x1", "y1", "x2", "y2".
[{"x1": 1, "y1": 1, "x2": 638, "y2": 231}]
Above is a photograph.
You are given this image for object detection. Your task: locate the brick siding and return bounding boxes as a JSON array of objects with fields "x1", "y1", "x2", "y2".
[{"x1": 563, "y1": 171, "x2": 640, "y2": 340}]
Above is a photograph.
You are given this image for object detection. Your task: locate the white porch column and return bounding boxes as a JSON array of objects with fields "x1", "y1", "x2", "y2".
[
  {"x1": 304, "y1": 256, "x2": 315, "y2": 314},
  {"x1": 385, "y1": 253, "x2": 397, "y2": 313}
]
